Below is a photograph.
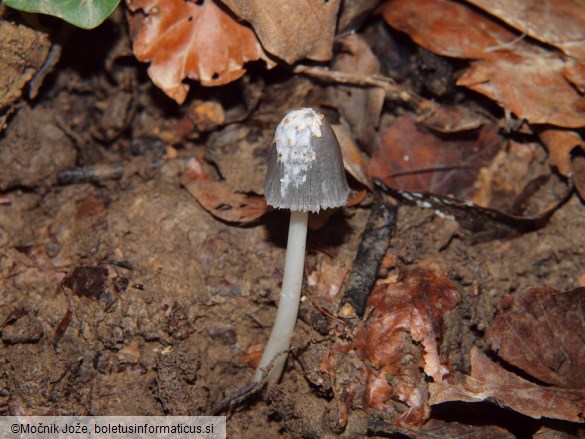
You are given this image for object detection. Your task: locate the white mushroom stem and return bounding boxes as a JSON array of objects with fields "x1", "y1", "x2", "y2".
[{"x1": 254, "y1": 210, "x2": 308, "y2": 384}]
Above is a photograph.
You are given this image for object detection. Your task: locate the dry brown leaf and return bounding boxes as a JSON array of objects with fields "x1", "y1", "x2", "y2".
[
  {"x1": 331, "y1": 124, "x2": 373, "y2": 190},
  {"x1": 416, "y1": 101, "x2": 488, "y2": 133},
  {"x1": 341, "y1": 268, "x2": 460, "y2": 426},
  {"x1": 183, "y1": 179, "x2": 267, "y2": 224},
  {"x1": 458, "y1": 52, "x2": 585, "y2": 128},
  {"x1": 126, "y1": 0, "x2": 274, "y2": 104},
  {"x1": 379, "y1": 0, "x2": 520, "y2": 59},
  {"x1": 338, "y1": 0, "x2": 382, "y2": 33},
  {"x1": 220, "y1": 0, "x2": 341, "y2": 65},
  {"x1": 486, "y1": 287, "x2": 585, "y2": 390},
  {"x1": 327, "y1": 34, "x2": 385, "y2": 151},
  {"x1": 368, "y1": 115, "x2": 502, "y2": 199},
  {"x1": 429, "y1": 347, "x2": 585, "y2": 422},
  {"x1": 380, "y1": 0, "x2": 585, "y2": 128},
  {"x1": 538, "y1": 128, "x2": 584, "y2": 177},
  {"x1": 563, "y1": 59, "x2": 585, "y2": 93},
  {"x1": 465, "y1": 0, "x2": 585, "y2": 62}
]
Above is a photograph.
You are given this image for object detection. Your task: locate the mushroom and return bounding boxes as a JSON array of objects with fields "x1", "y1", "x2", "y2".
[{"x1": 254, "y1": 108, "x2": 350, "y2": 384}]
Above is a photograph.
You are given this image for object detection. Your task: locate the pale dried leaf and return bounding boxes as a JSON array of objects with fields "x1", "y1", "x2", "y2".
[{"x1": 220, "y1": 0, "x2": 341, "y2": 64}]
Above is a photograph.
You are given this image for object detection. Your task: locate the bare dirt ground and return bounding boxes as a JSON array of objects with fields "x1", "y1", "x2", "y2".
[{"x1": 1, "y1": 7, "x2": 584, "y2": 439}]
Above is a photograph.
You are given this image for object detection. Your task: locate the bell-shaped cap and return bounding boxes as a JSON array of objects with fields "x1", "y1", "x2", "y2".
[{"x1": 264, "y1": 108, "x2": 351, "y2": 213}]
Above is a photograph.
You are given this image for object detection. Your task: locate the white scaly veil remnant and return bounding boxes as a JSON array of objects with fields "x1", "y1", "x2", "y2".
[{"x1": 274, "y1": 108, "x2": 323, "y2": 197}]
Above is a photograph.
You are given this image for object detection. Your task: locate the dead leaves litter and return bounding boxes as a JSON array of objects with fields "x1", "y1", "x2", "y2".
[
  {"x1": 430, "y1": 287, "x2": 585, "y2": 422},
  {"x1": 332, "y1": 268, "x2": 460, "y2": 427}
]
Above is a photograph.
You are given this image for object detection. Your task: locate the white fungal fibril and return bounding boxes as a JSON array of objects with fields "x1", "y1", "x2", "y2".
[{"x1": 274, "y1": 108, "x2": 323, "y2": 198}]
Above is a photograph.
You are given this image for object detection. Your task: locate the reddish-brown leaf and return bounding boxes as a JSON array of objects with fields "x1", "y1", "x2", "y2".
[
  {"x1": 458, "y1": 52, "x2": 585, "y2": 128},
  {"x1": 220, "y1": 0, "x2": 341, "y2": 64},
  {"x1": 344, "y1": 268, "x2": 460, "y2": 426},
  {"x1": 465, "y1": 0, "x2": 585, "y2": 62},
  {"x1": 183, "y1": 179, "x2": 267, "y2": 224},
  {"x1": 538, "y1": 128, "x2": 584, "y2": 177},
  {"x1": 126, "y1": 0, "x2": 273, "y2": 104},
  {"x1": 331, "y1": 124, "x2": 373, "y2": 190},
  {"x1": 367, "y1": 115, "x2": 502, "y2": 199},
  {"x1": 429, "y1": 347, "x2": 585, "y2": 422},
  {"x1": 563, "y1": 59, "x2": 585, "y2": 93},
  {"x1": 379, "y1": 0, "x2": 520, "y2": 59},
  {"x1": 486, "y1": 287, "x2": 585, "y2": 389}
]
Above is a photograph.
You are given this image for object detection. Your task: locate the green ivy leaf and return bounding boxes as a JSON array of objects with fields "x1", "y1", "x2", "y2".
[{"x1": 4, "y1": 0, "x2": 121, "y2": 29}]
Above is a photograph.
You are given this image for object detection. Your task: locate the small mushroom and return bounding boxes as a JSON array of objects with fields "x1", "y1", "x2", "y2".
[{"x1": 254, "y1": 108, "x2": 350, "y2": 384}]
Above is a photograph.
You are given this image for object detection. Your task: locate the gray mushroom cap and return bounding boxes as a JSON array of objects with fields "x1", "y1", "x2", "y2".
[{"x1": 264, "y1": 108, "x2": 351, "y2": 213}]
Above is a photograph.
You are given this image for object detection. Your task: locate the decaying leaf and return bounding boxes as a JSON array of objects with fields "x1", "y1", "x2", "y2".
[
  {"x1": 538, "y1": 128, "x2": 584, "y2": 177},
  {"x1": 220, "y1": 0, "x2": 341, "y2": 65},
  {"x1": 458, "y1": 52, "x2": 585, "y2": 128},
  {"x1": 430, "y1": 287, "x2": 585, "y2": 422},
  {"x1": 429, "y1": 347, "x2": 585, "y2": 422},
  {"x1": 126, "y1": 0, "x2": 274, "y2": 104},
  {"x1": 183, "y1": 179, "x2": 267, "y2": 224},
  {"x1": 465, "y1": 0, "x2": 585, "y2": 62},
  {"x1": 379, "y1": 0, "x2": 520, "y2": 59},
  {"x1": 331, "y1": 124, "x2": 373, "y2": 190},
  {"x1": 538, "y1": 128, "x2": 585, "y2": 198},
  {"x1": 334, "y1": 268, "x2": 460, "y2": 426},
  {"x1": 416, "y1": 101, "x2": 488, "y2": 133},
  {"x1": 368, "y1": 115, "x2": 502, "y2": 199},
  {"x1": 327, "y1": 33, "x2": 384, "y2": 151},
  {"x1": 486, "y1": 287, "x2": 585, "y2": 390}
]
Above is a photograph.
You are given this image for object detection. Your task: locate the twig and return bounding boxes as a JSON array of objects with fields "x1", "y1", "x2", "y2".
[
  {"x1": 293, "y1": 65, "x2": 424, "y2": 107},
  {"x1": 338, "y1": 200, "x2": 398, "y2": 319}
]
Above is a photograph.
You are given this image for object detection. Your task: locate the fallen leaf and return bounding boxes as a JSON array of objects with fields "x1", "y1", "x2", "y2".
[
  {"x1": 458, "y1": 51, "x2": 585, "y2": 128},
  {"x1": 429, "y1": 347, "x2": 585, "y2": 422},
  {"x1": 220, "y1": 0, "x2": 341, "y2": 64},
  {"x1": 126, "y1": 0, "x2": 274, "y2": 104},
  {"x1": 368, "y1": 115, "x2": 502, "y2": 199},
  {"x1": 379, "y1": 0, "x2": 520, "y2": 59},
  {"x1": 465, "y1": 0, "x2": 585, "y2": 62},
  {"x1": 416, "y1": 101, "x2": 487, "y2": 133},
  {"x1": 485, "y1": 287, "x2": 585, "y2": 389},
  {"x1": 563, "y1": 59, "x2": 585, "y2": 93},
  {"x1": 339, "y1": 268, "x2": 460, "y2": 426},
  {"x1": 538, "y1": 128, "x2": 584, "y2": 177},
  {"x1": 183, "y1": 179, "x2": 267, "y2": 224},
  {"x1": 331, "y1": 124, "x2": 373, "y2": 190},
  {"x1": 327, "y1": 34, "x2": 384, "y2": 151}
]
